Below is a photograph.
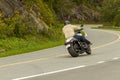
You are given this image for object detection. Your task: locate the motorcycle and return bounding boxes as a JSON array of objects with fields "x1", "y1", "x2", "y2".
[{"x1": 64, "y1": 33, "x2": 91, "y2": 57}]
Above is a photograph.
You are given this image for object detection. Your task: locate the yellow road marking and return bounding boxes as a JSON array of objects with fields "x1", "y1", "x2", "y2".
[
  {"x1": 0, "y1": 30, "x2": 120, "y2": 68},
  {"x1": 92, "y1": 30, "x2": 120, "y2": 49},
  {"x1": 0, "y1": 54, "x2": 66, "y2": 68}
]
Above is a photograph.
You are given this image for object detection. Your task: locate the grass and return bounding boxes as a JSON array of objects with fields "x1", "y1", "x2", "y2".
[
  {"x1": 92, "y1": 25, "x2": 120, "y2": 31},
  {"x1": 0, "y1": 35, "x2": 65, "y2": 58}
]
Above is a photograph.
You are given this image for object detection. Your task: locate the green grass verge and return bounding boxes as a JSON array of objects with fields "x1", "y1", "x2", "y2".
[
  {"x1": 92, "y1": 26, "x2": 120, "y2": 31},
  {"x1": 0, "y1": 36, "x2": 65, "y2": 58}
]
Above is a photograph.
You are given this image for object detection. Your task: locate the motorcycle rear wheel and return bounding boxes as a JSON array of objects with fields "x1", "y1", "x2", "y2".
[
  {"x1": 67, "y1": 42, "x2": 80, "y2": 57},
  {"x1": 68, "y1": 47, "x2": 79, "y2": 57}
]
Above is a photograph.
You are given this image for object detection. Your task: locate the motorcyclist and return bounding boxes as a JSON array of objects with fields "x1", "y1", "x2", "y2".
[
  {"x1": 62, "y1": 20, "x2": 91, "y2": 45},
  {"x1": 75, "y1": 24, "x2": 91, "y2": 45}
]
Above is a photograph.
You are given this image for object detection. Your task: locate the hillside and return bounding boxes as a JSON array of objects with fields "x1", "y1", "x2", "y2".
[
  {"x1": 49, "y1": 0, "x2": 102, "y2": 23},
  {"x1": 0, "y1": 0, "x2": 103, "y2": 38},
  {"x1": 0, "y1": 0, "x2": 104, "y2": 57},
  {"x1": 0, "y1": 0, "x2": 51, "y2": 37}
]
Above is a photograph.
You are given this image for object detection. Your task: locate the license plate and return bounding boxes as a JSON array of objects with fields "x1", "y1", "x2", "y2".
[{"x1": 66, "y1": 44, "x2": 70, "y2": 48}]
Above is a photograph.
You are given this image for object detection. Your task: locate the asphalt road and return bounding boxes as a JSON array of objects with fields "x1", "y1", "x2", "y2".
[{"x1": 0, "y1": 25, "x2": 120, "y2": 80}]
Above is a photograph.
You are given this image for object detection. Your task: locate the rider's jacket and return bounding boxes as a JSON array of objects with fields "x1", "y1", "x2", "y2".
[{"x1": 62, "y1": 24, "x2": 81, "y2": 39}]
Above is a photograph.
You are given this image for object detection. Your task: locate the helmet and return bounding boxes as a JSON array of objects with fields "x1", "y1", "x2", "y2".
[{"x1": 64, "y1": 20, "x2": 70, "y2": 25}]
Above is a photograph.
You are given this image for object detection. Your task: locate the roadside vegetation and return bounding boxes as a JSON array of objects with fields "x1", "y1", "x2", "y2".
[
  {"x1": 95, "y1": 25, "x2": 120, "y2": 31},
  {"x1": 0, "y1": 0, "x2": 120, "y2": 57},
  {"x1": 0, "y1": 0, "x2": 64, "y2": 57},
  {"x1": 0, "y1": 37, "x2": 65, "y2": 57},
  {"x1": 96, "y1": 0, "x2": 120, "y2": 30}
]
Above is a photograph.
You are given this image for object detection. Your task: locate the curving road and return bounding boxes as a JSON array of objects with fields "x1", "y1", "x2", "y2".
[{"x1": 0, "y1": 25, "x2": 120, "y2": 80}]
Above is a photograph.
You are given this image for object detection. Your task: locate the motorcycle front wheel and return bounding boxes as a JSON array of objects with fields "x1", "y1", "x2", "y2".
[
  {"x1": 86, "y1": 46, "x2": 91, "y2": 55},
  {"x1": 67, "y1": 43, "x2": 79, "y2": 57}
]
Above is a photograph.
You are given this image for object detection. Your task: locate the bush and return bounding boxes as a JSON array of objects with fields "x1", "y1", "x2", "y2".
[
  {"x1": 0, "y1": 12, "x2": 37, "y2": 38},
  {"x1": 113, "y1": 14, "x2": 120, "y2": 27},
  {"x1": 101, "y1": 0, "x2": 120, "y2": 25}
]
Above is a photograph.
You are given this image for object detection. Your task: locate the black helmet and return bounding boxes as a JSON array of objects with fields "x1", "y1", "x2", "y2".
[{"x1": 64, "y1": 20, "x2": 70, "y2": 25}]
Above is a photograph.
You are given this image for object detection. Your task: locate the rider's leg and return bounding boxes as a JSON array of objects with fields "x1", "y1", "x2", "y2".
[
  {"x1": 83, "y1": 37, "x2": 91, "y2": 45},
  {"x1": 74, "y1": 35, "x2": 83, "y2": 42},
  {"x1": 74, "y1": 35, "x2": 91, "y2": 45}
]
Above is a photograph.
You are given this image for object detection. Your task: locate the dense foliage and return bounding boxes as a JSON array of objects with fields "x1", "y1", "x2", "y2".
[
  {"x1": 101, "y1": 0, "x2": 120, "y2": 26},
  {"x1": 0, "y1": 12, "x2": 34, "y2": 39},
  {"x1": 44, "y1": 0, "x2": 120, "y2": 26},
  {"x1": 43, "y1": 0, "x2": 102, "y2": 22}
]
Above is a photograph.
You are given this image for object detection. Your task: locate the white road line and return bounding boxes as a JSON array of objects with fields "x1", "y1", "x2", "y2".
[
  {"x1": 97, "y1": 61, "x2": 105, "y2": 64},
  {"x1": 12, "y1": 65, "x2": 86, "y2": 80},
  {"x1": 112, "y1": 57, "x2": 120, "y2": 60}
]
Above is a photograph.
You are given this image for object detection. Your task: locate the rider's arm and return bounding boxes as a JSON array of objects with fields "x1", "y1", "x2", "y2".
[{"x1": 72, "y1": 25, "x2": 81, "y2": 30}]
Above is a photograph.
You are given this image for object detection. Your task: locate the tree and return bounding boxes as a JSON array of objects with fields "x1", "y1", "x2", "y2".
[
  {"x1": 52, "y1": 0, "x2": 76, "y2": 20},
  {"x1": 43, "y1": 0, "x2": 55, "y2": 10},
  {"x1": 72, "y1": 0, "x2": 84, "y2": 5},
  {"x1": 101, "y1": 0, "x2": 120, "y2": 26}
]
